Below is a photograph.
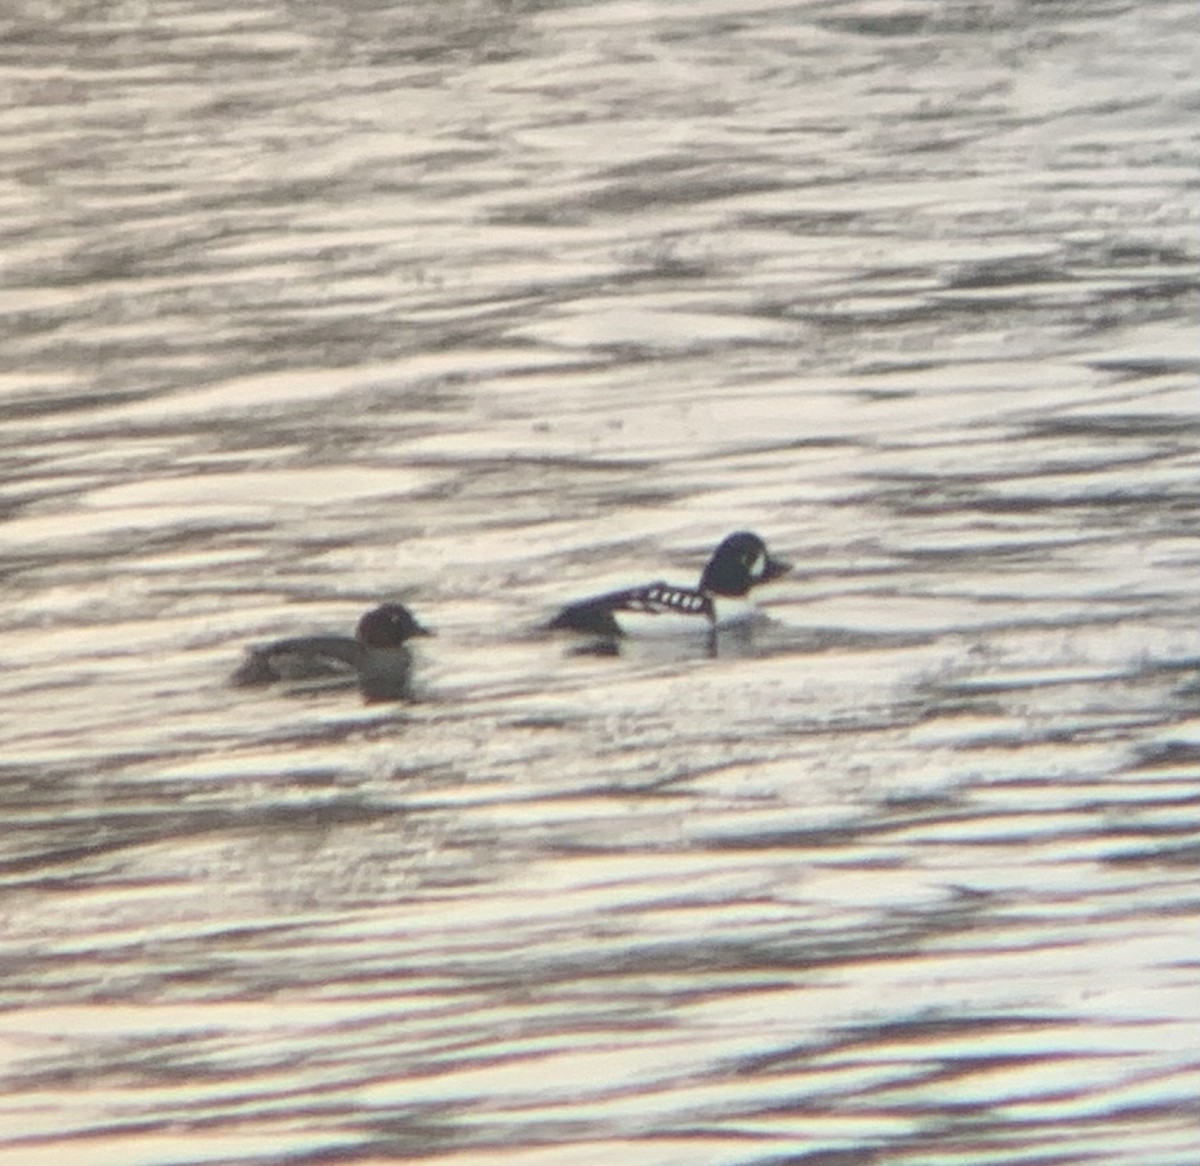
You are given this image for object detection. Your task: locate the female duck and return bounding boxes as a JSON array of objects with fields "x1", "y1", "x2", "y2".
[{"x1": 231, "y1": 602, "x2": 431, "y2": 700}]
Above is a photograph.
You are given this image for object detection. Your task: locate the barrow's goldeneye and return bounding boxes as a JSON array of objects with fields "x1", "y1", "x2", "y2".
[
  {"x1": 547, "y1": 531, "x2": 789, "y2": 639},
  {"x1": 231, "y1": 602, "x2": 431, "y2": 700}
]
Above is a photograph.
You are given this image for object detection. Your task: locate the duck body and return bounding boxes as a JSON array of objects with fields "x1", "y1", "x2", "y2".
[
  {"x1": 548, "y1": 531, "x2": 789, "y2": 639},
  {"x1": 230, "y1": 634, "x2": 365, "y2": 685},
  {"x1": 231, "y1": 602, "x2": 431, "y2": 699}
]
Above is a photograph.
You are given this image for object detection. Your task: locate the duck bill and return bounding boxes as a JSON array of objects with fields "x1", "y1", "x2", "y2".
[{"x1": 762, "y1": 555, "x2": 791, "y2": 583}]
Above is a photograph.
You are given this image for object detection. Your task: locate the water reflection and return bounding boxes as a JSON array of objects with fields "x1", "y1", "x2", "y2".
[{"x1": 2, "y1": 0, "x2": 1200, "y2": 1163}]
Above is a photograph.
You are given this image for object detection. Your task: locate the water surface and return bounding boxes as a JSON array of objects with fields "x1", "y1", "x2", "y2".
[{"x1": 2, "y1": 1, "x2": 1199, "y2": 1164}]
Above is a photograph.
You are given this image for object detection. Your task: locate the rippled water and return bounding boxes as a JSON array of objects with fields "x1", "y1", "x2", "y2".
[{"x1": 2, "y1": 0, "x2": 1199, "y2": 1163}]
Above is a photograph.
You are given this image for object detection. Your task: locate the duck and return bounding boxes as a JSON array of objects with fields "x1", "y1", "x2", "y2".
[
  {"x1": 547, "y1": 531, "x2": 789, "y2": 639},
  {"x1": 231, "y1": 602, "x2": 432, "y2": 700}
]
